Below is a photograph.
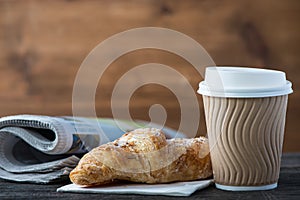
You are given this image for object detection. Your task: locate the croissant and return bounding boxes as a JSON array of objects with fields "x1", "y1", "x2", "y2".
[{"x1": 70, "y1": 128, "x2": 212, "y2": 186}]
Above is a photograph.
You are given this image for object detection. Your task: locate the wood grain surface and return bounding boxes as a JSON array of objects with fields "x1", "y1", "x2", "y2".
[
  {"x1": 1, "y1": 153, "x2": 299, "y2": 199},
  {"x1": 0, "y1": 0, "x2": 299, "y2": 151}
]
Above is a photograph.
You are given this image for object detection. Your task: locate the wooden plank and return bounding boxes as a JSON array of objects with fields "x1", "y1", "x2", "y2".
[
  {"x1": 0, "y1": 0, "x2": 299, "y2": 151},
  {"x1": 0, "y1": 153, "x2": 299, "y2": 199}
]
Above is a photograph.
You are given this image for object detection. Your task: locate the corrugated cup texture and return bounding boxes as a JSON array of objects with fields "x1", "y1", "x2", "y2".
[{"x1": 203, "y1": 95, "x2": 288, "y2": 186}]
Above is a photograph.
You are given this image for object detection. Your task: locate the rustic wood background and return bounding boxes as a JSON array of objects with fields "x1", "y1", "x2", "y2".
[{"x1": 0, "y1": 0, "x2": 299, "y2": 151}]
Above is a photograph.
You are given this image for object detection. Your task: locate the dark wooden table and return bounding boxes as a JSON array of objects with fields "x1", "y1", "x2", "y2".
[{"x1": 0, "y1": 153, "x2": 299, "y2": 200}]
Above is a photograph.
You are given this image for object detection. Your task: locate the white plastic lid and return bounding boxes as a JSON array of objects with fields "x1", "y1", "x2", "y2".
[{"x1": 198, "y1": 67, "x2": 293, "y2": 98}]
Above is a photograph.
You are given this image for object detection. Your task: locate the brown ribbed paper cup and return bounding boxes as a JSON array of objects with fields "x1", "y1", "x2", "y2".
[{"x1": 198, "y1": 67, "x2": 293, "y2": 191}]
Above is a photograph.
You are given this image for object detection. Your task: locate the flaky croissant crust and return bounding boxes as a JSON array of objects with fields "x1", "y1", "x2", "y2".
[{"x1": 70, "y1": 128, "x2": 212, "y2": 186}]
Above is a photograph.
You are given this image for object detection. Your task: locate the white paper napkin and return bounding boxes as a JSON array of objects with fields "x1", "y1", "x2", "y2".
[{"x1": 57, "y1": 179, "x2": 213, "y2": 196}]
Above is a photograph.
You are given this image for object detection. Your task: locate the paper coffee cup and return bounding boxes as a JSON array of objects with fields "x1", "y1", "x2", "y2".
[{"x1": 198, "y1": 67, "x2": 293, "y2": 191}]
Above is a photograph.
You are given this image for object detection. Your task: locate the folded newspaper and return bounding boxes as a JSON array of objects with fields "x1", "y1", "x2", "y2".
[{"x1": 0, "y1": 115, "x2": 184, "y2": 184}]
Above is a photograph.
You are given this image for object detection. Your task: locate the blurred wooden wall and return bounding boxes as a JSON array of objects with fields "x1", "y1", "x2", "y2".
[{"x1": 0, "y1": 0, "x2": 299, "y2": 151}]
